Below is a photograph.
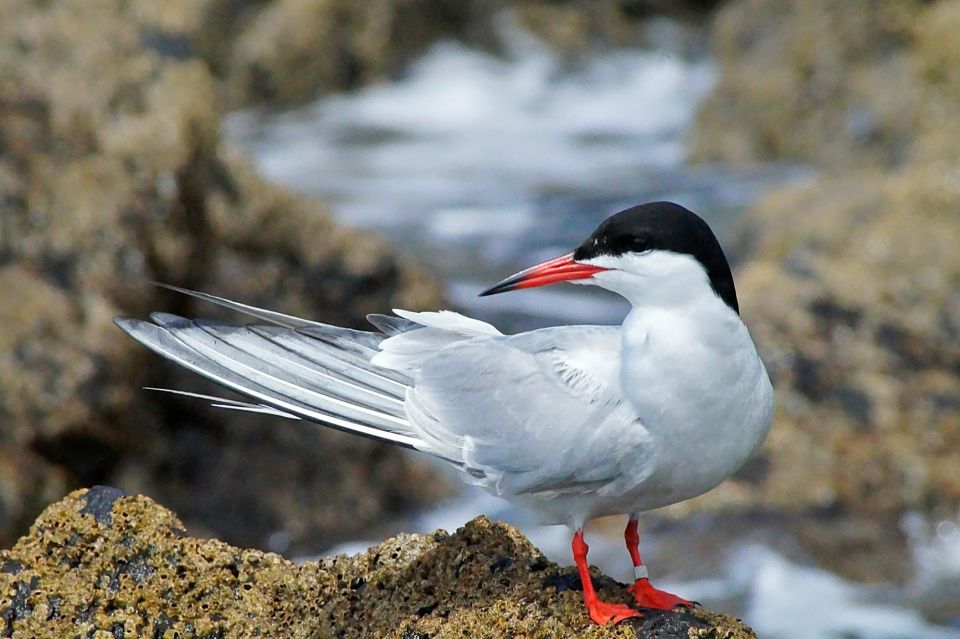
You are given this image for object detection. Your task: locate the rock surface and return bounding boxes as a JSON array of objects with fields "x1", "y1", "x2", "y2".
[
  {"x1": 0, "y1": 0, "x2": 444, "y2": 552},
  {"x1": 736, "y1": 168, "x2": 960, "y2": 514},
  {"x1": 685, "y1": 0, "x2": 960, "y2": 581},
  {"x1": 0, "y1": 487, "x2": 756, "y2": 639}
]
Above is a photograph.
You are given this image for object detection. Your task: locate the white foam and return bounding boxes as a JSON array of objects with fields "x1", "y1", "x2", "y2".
[
  {"x1": 725, "y1": 545, "x2": 958, "y2": 639},
  {"x1": 904, "y1": 513, "x2": 960, "y2": 622},
  {"x1": 225, "y1": 24, "x2": 715, "y2": 226}
]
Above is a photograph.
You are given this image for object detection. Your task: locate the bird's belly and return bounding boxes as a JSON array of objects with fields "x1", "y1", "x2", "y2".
[{"x1": 633, "y1": 409, "x2": 763, "y2": 510}]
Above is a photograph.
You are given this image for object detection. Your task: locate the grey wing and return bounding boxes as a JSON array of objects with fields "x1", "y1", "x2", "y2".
[
  {"x1": 404, "y1": 326, "x2": 655, "y2": 498},
  {"x1": 115, "y1": 312, "x2": 429, "y2": 450}
]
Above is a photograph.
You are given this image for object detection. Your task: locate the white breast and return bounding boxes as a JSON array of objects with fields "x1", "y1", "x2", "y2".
[{"x1": 619, "y1": 297, "x2": 774, "y2": 511}]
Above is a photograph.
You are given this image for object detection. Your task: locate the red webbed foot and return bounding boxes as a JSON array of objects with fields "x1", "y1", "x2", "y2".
[
  {"x1": 585, "y1": 598, "x2": 643, "y2": 625},
  {"x1": 628, "y1": 578, "x2": 695, "y2": 610}
]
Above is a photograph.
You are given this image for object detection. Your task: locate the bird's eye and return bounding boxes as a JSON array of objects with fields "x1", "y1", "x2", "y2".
[{"x1": 631, "y1": 235, "x2": 651, "y2": 251}]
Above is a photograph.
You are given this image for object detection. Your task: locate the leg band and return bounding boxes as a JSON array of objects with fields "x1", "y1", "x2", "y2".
[{"x1": 634, "y1": 565, "x2": 649, "y2": 580}]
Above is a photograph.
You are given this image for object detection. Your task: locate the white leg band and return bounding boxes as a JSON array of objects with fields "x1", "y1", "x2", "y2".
[{"x1": 634, "y1": 565, "x2": 648, "y2": 580}]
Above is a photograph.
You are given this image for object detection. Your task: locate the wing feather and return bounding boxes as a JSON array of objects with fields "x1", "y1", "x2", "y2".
[
  {"x1": 144, "y1": 387, "x2": 302, "y2": 419},
  {"x1": 192, "y1": 320, "x2": 406, "y2": 416},
  {"x1": 404, "y1": 326, "x2": 654, "y2": 499},
  {"x1": 115, "y1": 317, "x2": 423, "y2": 449},
  {"x1": 148, "y1": 313, "x2": 411, "y2": 432},
  {"x1": 153, "y1": 283, "x2": 380, "y2": 347}
]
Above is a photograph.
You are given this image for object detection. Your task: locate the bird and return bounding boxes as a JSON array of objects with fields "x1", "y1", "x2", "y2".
[{"x1": 115, "y1": 201, "x2": 774, "y2": 625}]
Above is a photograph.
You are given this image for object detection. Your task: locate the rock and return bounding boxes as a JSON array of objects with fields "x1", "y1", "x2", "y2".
[
  {"x1": 690, "y1": 0, "x2": 927, "y2": 168},
  {"x1": 912, "y1": 0, "x2": 960, "y2": 165},
  {"x1": 510, "y1": 1, "x2": 716, "y2": 60},
  {"x1": 0, "y1": 488, "x2": 756, "y2": 638},
  {"x1": 0, "y1": 0, "x2": 445, "y2": 552},
  {"x1": 691, "y1": 0, "x2": 960, "y2": 169}
]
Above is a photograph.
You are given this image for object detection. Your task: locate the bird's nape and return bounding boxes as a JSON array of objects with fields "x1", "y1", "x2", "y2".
[{"x1": 478, "y1": 252, "x2": 608, "y2": 296}]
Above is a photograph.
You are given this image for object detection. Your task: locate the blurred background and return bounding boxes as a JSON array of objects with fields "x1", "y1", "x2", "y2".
[{"x1": 1, "y1": 0, "x2": 959, "y2": 636}]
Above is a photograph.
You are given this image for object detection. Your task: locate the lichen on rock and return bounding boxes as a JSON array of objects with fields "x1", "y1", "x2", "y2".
[{"x1": 0, "y1": 488, "x2": 756, "y2": 638}]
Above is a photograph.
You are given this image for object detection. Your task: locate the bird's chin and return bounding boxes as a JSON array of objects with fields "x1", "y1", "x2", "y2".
[{"x1": 581, "y1": 269, "x2": 628, "y2": 293}]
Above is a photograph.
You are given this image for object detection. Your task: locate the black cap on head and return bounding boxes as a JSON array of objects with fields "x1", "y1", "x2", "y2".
[{"x1": 573, "y1": 201, "x2": 739, "y2": 314}]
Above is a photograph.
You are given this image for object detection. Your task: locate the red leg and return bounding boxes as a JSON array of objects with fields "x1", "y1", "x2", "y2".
[
  {"x1": 572, "y1": 529, "x2": 641, "y2": 625},
  {"x1": 624, "y1": 517, "x2": 694, "y2": 610}
]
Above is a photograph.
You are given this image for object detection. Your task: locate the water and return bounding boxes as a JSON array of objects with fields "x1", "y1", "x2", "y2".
[{"x1": 225, "y1": 23, "x2": 959, "y2": 639}]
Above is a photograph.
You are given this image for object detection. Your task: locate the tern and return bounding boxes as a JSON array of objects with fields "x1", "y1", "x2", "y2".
[{"x1": 116, "y1": 201, "x2": 774, "y2": 625}]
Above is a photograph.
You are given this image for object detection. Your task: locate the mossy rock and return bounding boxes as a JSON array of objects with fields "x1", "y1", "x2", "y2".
[{"x1": 0, "y1": 487, "x2": 757, "y2": 638}]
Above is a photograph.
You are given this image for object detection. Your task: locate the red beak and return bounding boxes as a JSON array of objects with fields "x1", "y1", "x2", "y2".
[{"x1": 479, "y1": 252, "x2": 608, "y2": 297}]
